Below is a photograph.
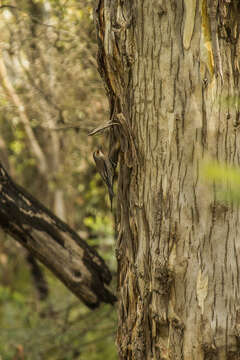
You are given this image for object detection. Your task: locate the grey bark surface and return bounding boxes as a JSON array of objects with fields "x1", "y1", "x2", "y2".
[
  {"x1": 95, "y1": 0, "x2": 240, "y2": 358},
  {"x1": 0, "y1": 163, "x2": 116, "y2": 308}
]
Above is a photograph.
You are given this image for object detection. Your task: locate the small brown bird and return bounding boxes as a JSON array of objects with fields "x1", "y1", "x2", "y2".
[{"x1": 93, "y1": 149, "x2": 114, "y2": 210}]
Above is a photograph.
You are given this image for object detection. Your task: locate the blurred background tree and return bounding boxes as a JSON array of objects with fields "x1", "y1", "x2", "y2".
[{"x1": 0, "y1": 0, "x2": 117, "y2": 359}]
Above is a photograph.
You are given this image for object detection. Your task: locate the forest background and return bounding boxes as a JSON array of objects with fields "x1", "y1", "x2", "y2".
[{"x1": 0, "y1": 1, "x2": 117, "y2": 359}]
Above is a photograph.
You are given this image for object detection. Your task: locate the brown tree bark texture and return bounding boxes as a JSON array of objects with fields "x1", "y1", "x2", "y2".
[{"x1": 95, "y1": 0, "x2": 240, "y2": 359}]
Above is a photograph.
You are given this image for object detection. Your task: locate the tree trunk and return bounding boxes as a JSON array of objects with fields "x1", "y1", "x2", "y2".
[
  {"x1": 95, "y1": 0, "x2": 240, "y2": 358},
  {"x1": 0, "y1": 163, "x2": 116, "y2": 308}
]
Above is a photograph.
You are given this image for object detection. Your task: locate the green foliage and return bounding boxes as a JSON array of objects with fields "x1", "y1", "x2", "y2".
[
  {"x1": 0, "y1": 0, "x2": 116, "y2": 358},
  {"x1": 220, "y1": 94, "x2": 240, "y2": 110},
  {"x1": 0, "y1": 259, "x2": 117, "y2": 359},
  {"x1": 202, "y1": 161, "x2": 240, "y2": 203}
]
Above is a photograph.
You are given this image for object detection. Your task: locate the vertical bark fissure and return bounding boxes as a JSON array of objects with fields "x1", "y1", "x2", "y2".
[{"x1": 95, "y1": 0, "x2": 240, "y2": 358}]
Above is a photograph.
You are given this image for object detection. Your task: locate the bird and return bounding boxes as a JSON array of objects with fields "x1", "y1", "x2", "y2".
[{"x1": 93, "y1": 149, "x2": 114, "y2": 210}]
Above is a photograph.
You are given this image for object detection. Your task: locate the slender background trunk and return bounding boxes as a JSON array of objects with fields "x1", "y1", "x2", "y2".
[{"x1": 95, "y1": 0, "x2": 240, "y2": 358}]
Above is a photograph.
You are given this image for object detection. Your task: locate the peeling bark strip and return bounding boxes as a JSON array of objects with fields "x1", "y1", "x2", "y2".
[
  {"x1": 0, "y1": 163, "x2": 116, "y2": 308},
  {"x1": 95, "y1": 0, "x2": 240, "y2": 358},
  {"x1": 207, "y1": 0, "x2": 223, "y2": 81}
]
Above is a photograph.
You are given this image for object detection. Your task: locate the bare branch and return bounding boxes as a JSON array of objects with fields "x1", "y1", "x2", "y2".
[
  {"x1": 0, "y1": 162, "x2": 116, "y2": 308},
  {"x1": 88, "y1": 121, "x2": 119, "y2": 136}
]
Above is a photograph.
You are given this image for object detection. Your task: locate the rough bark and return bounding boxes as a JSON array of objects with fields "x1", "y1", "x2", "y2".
[
  {"x1": 26, "y1": 253, "x2": 49, "y2": 300},
  {"x1": 95, "y1": 0, "x2": 240, "y2": 358},
  {"x1": 0, "y1": 162, "x2": 116, "y2": 308}
]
